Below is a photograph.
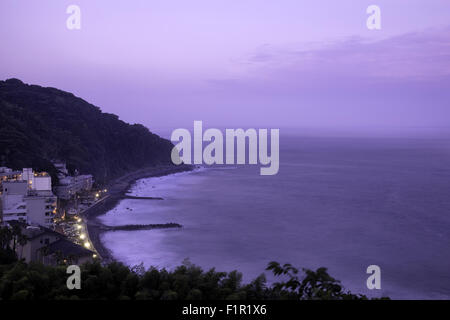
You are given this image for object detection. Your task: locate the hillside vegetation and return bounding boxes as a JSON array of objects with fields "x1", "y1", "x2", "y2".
[{"x1": 0, "y1": 79, "x2": 173, "y2": 184}]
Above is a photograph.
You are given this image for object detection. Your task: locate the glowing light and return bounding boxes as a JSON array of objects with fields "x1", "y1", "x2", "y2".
[
  {"x1": 80, "y1": 234, "x2": 86, "y2": 240},
  {"x1": 76, "y1": 224, "x2": 82, "y2": 230},
  {"x1": 93, "y1": 254, "x2": 97, "y2": 258},
  {"x1": 84, "y1": 242, "x2": 91, "y2": 248},
  {"x1": 77, "y1": 218, "x2": 82, "y2": 223}
]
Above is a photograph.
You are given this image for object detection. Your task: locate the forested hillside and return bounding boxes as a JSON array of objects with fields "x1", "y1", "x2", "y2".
[{"x1": 0, "y1": 79, "x2": 173, "y2": 184}]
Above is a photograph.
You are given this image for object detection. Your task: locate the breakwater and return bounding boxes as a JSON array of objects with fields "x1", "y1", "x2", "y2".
[{"x1": 99, "y1": 223, "x2": 182, "y2": 232}]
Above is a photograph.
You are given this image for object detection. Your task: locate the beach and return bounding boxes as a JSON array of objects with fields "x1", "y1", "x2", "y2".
[{"x1": 81, "y1": 164, "x2": 193, "y2": 262}]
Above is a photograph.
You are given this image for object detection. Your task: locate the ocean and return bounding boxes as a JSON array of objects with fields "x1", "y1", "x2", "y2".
[{"x1": 99, "y1": 135, "x2": 450, "y2": 299}]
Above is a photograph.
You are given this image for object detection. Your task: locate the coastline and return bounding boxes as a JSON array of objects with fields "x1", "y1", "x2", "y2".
[{"x1": 81, "y1": 164, "x2": 194, "y2": 263}]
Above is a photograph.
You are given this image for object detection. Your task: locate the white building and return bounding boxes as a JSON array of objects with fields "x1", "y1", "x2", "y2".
[
  {"x1": 0, "y1": 168, "x2": 57, "y2": 228},
  {"x1": 53, "y1": 161, "x2": 93, "y2": 200},
  {"x1": 21, "y1": 168, "x2": 52, "y2": 191},
  {"x1": 0, "y1": 167, "x2": 21, "y2": 183},
  {"x1": 1, "y1": 181, "x2": 28, "y2": 224}
]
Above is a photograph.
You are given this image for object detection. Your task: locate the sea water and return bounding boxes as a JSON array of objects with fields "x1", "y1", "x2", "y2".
[{"x1": 99, "y1": 135, "x2": 450, "y2": 299}]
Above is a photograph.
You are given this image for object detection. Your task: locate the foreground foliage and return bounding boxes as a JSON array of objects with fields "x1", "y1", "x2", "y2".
[{"x1": 0, "y1": 253, "x2": 381, "y2": 300}]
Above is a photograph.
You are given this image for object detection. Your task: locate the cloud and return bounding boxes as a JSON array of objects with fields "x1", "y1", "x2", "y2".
[
  {"x1": 241, "y1": 26, "x2": 450, "y2": 83},
  {"x1": 198, "y1": 27, "x2": 450, "y2": 129}
]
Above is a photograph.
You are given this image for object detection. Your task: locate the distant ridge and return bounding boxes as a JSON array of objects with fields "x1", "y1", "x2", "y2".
[{"x1": 0, "y1": 78, "x2": 174, "y2": 184}]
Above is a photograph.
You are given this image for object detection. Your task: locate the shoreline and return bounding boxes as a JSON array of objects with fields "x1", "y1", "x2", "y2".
[{"x1": 81, "y1": 164, "x2": 194, "y2": 263}]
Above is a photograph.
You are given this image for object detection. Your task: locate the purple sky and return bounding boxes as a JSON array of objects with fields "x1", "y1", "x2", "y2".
[{"x1": 1, "y1": 1, "x2": 450, "y2": 135}]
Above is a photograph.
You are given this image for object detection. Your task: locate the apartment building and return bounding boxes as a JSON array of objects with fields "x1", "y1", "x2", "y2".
[
  {"x1": 53, "y1": 161, "x2": 93, "y2": 200},
  {"x1": 0, "y1": 168, "x2": 57, "y2": 228}
]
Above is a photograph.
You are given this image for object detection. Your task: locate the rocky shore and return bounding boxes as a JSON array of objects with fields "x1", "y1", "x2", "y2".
[{"x1": 81, "y1": 164, "x2": 193, "y2": 263}]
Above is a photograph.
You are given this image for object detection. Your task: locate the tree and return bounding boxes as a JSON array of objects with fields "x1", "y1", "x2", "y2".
[
  {"x1": 0, "y1": 226, "x2": 16, "y2": 264},
  {"x1": 266, "y1": 261, "x2": 368, "y2": 300},
  {"x1": 0, "y1": 253, "x2": 386, "y2": 300}
]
